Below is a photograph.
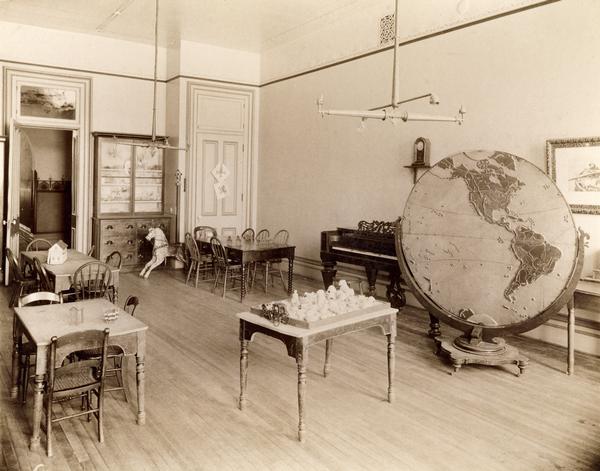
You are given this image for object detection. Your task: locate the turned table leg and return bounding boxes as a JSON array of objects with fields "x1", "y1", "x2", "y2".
[
  {"x1": 239, "y1": 339, "x2": 249, "y2": 410},
  {"x1": 296, "y1": 346, "x2": 308, "y2": 442},
  {"x1": 135, "y1": 354, "x2": 146, "y2": 425},
  {"x1": 10, "y1": 332, "x2": 20, "y2": 399},
  {"x1": 30, "y1": 374, "x2": 45, "y2": 450},
  {"x1": 323, "y1": 339, "x2": 333, "y2": 377},
  {"x1": 567, "y1": 296, "x2": 575, "y2": 375},
  {"x1": 387, "y1": 333, "x2": 395, "y2": 403},
  {"x1": 287, "y1": 257, "x2": 294, "y2": 295}
]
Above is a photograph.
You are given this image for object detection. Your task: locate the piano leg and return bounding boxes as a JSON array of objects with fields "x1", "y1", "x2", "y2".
[
  {"x1": 386, "y1": 272, "x2": 406, "y2": 308},
  {"x1": 428, "y1": 313, "x2": 441, "y2": 338},
  {"x1": 321, "y1": 262, "x2": 337, "y2": 289},
  {"x1": 365, "y1": 266, "x2": 378, "y2": 296}
]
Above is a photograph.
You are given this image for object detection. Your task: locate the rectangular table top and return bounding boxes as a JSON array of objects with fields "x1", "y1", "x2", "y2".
[
  {"x1": 14, "y1": 298, "x2": 147, "y2": 347},
  {"x1": 21, "y1": 249, "x2": 119, "y2": 292},
  {"x1": 196, "y1": 237, "x2": 295, "y2": 253},
  {"x1": 237, "y1": 302, "x2": 396, "y2": 338}
]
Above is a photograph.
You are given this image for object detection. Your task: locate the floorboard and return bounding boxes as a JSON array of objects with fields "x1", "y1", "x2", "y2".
[{"x1": 1, "y1": 269, "x2": 600, "y2": 470}]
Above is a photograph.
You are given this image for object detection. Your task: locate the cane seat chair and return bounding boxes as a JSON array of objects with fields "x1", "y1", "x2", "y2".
[
  {"x1": 72, "y1": 261, "x2": 112, "y2": 301},
  {"x1": 16, "y1": 292, "x2": 63, "y2": 404},
  {"x1": 43, "y1": 328, "x2": 110, "y2": 456},
  {"x1": 76, "y1": 296, "x2": 139, "y2": 401},
  {"x1": 5, "y1": 248, "x2": 38, "y2": 307},
  {"x1": 26, "y1": 238, "x2": 52, "y2": 251},
  {"x1": 211, "y1": 236, "x2": 244, "y2": 298}
]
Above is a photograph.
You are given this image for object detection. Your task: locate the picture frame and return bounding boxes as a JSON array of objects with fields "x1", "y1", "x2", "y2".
[
  {"x1": 546, "y1": 136, "x2": 600, "y2": 215},
  {"x1": 18, "y1": 84, "x2": 78, "y2": 121}
]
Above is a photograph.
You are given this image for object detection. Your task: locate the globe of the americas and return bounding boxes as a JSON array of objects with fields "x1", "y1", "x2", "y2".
[{"x1": 397, "y1": 150, "x2": 583, "y2": 337}]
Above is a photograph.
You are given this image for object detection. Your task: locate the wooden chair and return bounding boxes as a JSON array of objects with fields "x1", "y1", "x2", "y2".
[
  {"x1": 252, "y1": 229, "x2": 289, "y2": 293},
  {"x1": 241, "y1": 228, "x2": 255, "y2": 241},
  {"x1": 43, "y1": 328, "x2": 110, "y2": 456},
  {"x1": 193, "y1": 226, "x2": 217, "y2": 278},
  {"x1": 72, "y1": 261, "x2": 112, "y2": 301},
  {"x1": 255, "y1": 229, "x2": 270, "y2": 242},
  {"x1": 184, "y1": 232, "x2": 203, "y2": 288},
  {"x1": 33, "y1": 257, "x2": 53, "y2": 292},
  {"x1": 16, "y1": 291, "x2": 63, "y2": 404},
  {"x1": 26, "y1": 238, "x2": 52, "y2": 251},
  {"x1": 5, "y1": 248, "x2": 38, "y2": 307},
  {"x1": 77, "y1": 296, "x2": 139, "y2": 402},
  {"x1": 211, "y1": 237, "x2": 244, "y2": 298},
  {"x1": 105, "y1": 251, "x2": 122, "y2": 302}
]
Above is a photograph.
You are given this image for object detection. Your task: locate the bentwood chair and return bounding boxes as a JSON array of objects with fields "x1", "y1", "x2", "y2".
[
  {"x1": 6, "y1": 248, "x2": 38, "y2": 307},
  {"x1": 72, "y1": 261, "x2": 112, "y2": 301},
  {"x1": 211, "y1": 236, "x2": 244, "y2": 298},
  {"x1": 184, "y1": 232, "x2": 203, "y2": 288},
  {"x1": 255, "y1": 229, "x2": 270, "y2": 242},
  {"x1": 33, "y1": 257, "x2": 54, "y2": 292},
  {"x1": 77, "y1": 296, "x2": 139, "y2": 401},
  {"x1": 241, "y1": 228, "x2": 255, "y2": 241},
  {"x1": 193, "y1": 226, "x2": 217, "y2": 278},
  {"x1": 252, "y1": 229, "x2": 289, "y2": 293},
  {"x1": 26, "y1": 238, "x2": 52, "y2": 251},
  {"x1": 105, "y1": 251, "x2": 122, "y2": 302},
  {"x1": 16, "y1": 291, "x2": 62, "y2": 405},
  {"x1": 43, "y1": 328, "x2": 109, "y2": 456}
]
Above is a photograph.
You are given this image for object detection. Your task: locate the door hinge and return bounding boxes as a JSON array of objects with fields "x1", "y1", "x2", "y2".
[
  {"x1": 241, "y1": 193, "x2": 244, "y2": 202},
  {"x1": 242, "y1": 144, "x2": 245, "y2": 152},
  {"x1": 183, "y1": 178, "x2": 187, "y2": 192}
]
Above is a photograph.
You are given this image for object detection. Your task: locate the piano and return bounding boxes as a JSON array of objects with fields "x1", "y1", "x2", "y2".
[{"x1": 320, "y1": 219, "x2": 406, "y2": 308}]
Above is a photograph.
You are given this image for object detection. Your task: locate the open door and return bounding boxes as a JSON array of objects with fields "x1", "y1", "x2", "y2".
[
  {"x1": 4, "y1": 120, "x2": 21, "y2": 285},
  {"x1": 70, "y1": 129, "x2": 79, "y2": 246}
]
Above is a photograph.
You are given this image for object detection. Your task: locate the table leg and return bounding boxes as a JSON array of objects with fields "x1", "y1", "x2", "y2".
[
  {"x1": 135, "y1": 354, "x2": 146, "y2": 425},
  {"x1": 296, "y1": 346, "x2": 308, "y2": 442},
  {"x1": 239, "y1": 338, "x2": 249, "y2": 410},
  {"x1": 323, "y1": 339, "x2": 333, "y2": 377},
  {"x1": 387, "y1": 333, "x2": 395, "y2": 403},
  {"x1": 11, "y1": 329, "x2": 20, "y2": 399},
  {"x1": 30, "y1": 374, "x2": 44, "y2": 450},
  {"x1": 240, "y1": 264, "x2": 246, "y2": 302},
  {"x1": 287, "y1": 258, "x2": 294, "y2": 295},
  {"x1": 567, "y1": 296, "x2": 575, "y2": 375}
]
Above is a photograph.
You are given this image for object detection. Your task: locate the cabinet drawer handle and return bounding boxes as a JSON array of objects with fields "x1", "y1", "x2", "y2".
[
  {"x1": 105, "y1": 240, "x2": 113, "y2": 245},
  {"x1": 126, "y1": 224, "x2": 134, "y2": 229},
  {"x1": 141, "y1": 224, "x2": 147, "y2": 229},
  {"x1": 106, "y1": 225, "x2": 114, "y2": 230},
  {"x1": 126, "y1": 254, "x2": 133, "y2": 260},
  {"x1": 127, "y1": 240, "x2": 134, "y2": 245}
]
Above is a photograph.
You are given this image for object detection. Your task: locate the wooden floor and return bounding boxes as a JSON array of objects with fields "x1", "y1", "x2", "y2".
[{"x1": 1, "y1": 270, "x2": 600, "y2": 470}]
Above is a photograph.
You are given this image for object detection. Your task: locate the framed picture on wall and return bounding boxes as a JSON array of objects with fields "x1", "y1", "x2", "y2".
[
  {"x1": 546, "y1": 136, "x2": 600, "y2": 215},
  {"x1": 18, "y1": 84, "x2": 78, "y2": 121}
]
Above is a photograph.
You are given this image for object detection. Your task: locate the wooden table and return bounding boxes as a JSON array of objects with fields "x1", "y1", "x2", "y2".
[
  {"x1": 11, "y1": 298, "x2": 148, "y2": 450},
  {"x1": 21, "y1": 249, "x2": 120, "y2": 300},
  {"x1": 237, "y1": 304, "x2": 397, "y2": 442},
  {"x1": 197, "y1": 238, "x2": 295, "y2": 301},
  {"x1": 566, "y1": 279, "x2": 600, "y2": 375}
]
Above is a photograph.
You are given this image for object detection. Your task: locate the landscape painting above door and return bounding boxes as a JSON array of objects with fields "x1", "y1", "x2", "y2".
[{"x1": 19, "y1": 85, "x2": 77, "y2": 120}]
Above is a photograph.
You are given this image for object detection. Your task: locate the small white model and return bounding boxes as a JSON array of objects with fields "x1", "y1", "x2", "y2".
[{"x1": 47, "y1": 240, "x2": 68, "y2": 265}]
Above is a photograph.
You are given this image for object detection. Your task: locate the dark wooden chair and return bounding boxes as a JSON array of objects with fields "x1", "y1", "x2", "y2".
[
  {"x1": 43, "y1": 328, "x2": 110, "y2": 456},
  {"x1": 255, "y1": 229, "x2": 270, "y2": 242},
  {"x1": 105, "y1": 251, "x2": 122, "y2": 302},
  {"x1": 72, "y1": 261, "x2": 112, "y2": 301},
  {"x1": 5, "y1": 248, "x2": 38, "y2": 307},
  {"x1": 211, "y1": 237, "x2": 244, "y2": 298},
  {"x1": 193, "y1": 226, "x2": 217, "y2": 279},
  {"x1": 33, "y1": 257, "x2": 53, "y2": 292},
  {"x1": 16, "y1": 291, "x2": 62, "y2": 404},
  {"x1": 252, "y1": 229, "x2": 289, "y2": 293},
  {"x1": 26, "y1": 238, "x2": 52, "y2": 251},
  {"x1": 184, "y1": 232, "x2": 203, "y2": 288},
  {"x1": 77, "y1": 296, "x2": 139, "y2": 402},
  {"x1": 241, "y1": 228, "x2": 255, "y2": 241}
]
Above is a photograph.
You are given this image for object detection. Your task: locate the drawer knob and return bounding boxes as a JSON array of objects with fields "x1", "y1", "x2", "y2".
[
  {"x1": 127, "y1": 240, "x2": 134, "y2": 245},
  {"x1": 106, "y1": 225, "x2": 114, "y2": 230},
  {"x1": 105, "y1": 240, "x2": 113, "y2": 245},
  {"x1": 126, "y1": 224, "x2": 134, "y2": 229}
]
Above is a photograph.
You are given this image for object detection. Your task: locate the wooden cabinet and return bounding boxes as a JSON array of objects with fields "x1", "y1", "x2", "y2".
[{"x1": 92, "y1": 132, "x2": 173, "y2": 269}]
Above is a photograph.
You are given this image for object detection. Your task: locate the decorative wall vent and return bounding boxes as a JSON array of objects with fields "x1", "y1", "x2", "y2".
[{"x1": 379, "y1": 13, "x2": 395, "y2": 46}]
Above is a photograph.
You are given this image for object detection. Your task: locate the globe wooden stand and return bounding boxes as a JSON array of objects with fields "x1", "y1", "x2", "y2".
[{"x1": 434, "y1": 327, "x2": 528, "y2": 376}]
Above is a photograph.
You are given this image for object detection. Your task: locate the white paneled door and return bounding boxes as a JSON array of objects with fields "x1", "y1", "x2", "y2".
[{"x1": 189, "y1": 86, "x2": 251, "y2": 238}]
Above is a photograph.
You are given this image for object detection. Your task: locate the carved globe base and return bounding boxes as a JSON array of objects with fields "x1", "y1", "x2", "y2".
[{"x1": 435, "y1": 336, "x2": 528, "y2": 376}]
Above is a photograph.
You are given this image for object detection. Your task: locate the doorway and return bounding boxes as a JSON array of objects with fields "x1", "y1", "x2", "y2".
[{"x1": 18, "y1": 127, "x2": 72, "y2": 250}]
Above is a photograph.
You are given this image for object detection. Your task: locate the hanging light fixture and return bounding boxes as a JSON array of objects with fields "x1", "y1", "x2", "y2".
[
  {"x1": 317, "y1": 0, "x2": 465, "y2": 125},
  {"x1": 113, "y1": 0, "x2": 187, "y2": 152}
]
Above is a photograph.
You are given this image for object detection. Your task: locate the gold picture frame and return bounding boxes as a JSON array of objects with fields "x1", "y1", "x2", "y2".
[{"x1": 546, "y1": 136, "x2": 600, "y2": 215}]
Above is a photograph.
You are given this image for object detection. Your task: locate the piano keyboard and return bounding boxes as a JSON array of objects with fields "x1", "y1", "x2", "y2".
[{"x1": 332, "y1": 246, "x2": 397, "y2": 260}]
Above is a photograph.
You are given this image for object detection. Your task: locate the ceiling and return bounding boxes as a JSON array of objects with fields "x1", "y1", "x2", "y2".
[{"x1": 0, "y1": 0, "x2": 377, "y2": 52}]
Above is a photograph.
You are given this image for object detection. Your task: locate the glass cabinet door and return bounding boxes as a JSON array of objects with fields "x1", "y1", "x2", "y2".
[
  {"x1": 134, "y1": 146, "x2": 163, "y2": 213},
  {"x1": 98, "y1": 139, "x2": 132, "y2": 214}
]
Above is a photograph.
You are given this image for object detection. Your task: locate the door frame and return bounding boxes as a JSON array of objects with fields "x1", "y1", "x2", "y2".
[
  {"x1": 3, "y1": 68, "x2": 91, "y2": 258},
  {"x1": 185, "y1": 82, "x2": 257, "y2": 236}
]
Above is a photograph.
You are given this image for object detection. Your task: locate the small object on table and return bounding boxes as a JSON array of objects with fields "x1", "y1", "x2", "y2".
[
  {"x1": 103, "y1": 307, "x2": 119, "y2": 323},
  {"x1": 259, "y1": 303, "x2": 289, "y2": 326},
  {"x1": 47, "y1": 240, "x2": 68, "y2": 265}
]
